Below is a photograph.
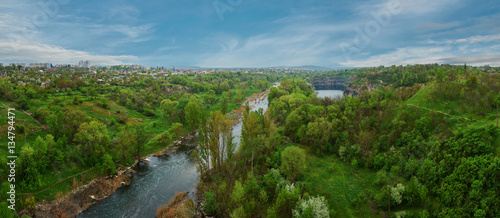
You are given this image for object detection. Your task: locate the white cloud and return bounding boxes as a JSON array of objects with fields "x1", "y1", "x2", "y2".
[
  {"x1": 0, "y1": 0, "x2": 148, "y2": 66},
  {"x1": 197, "y1": 30, "x2": 335, "y2": 68},
  {"x1": 339, "y1": 46, "x2": 453, "y2": 67},
  {"x1": 441, "y1": 55, "x2": 500, "y2": 66},
  {"x1": 0, "y1": 39, "x2": 137, "y2": 65}
]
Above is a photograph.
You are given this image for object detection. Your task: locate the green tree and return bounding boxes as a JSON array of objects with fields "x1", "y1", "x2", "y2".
[
  {"x1": 101, "y1": 154, "x2": 116, "y2": 176},
  {"x1": 280, "y1": 146, "x2": 306, "y2": 182},
  {"x1": 185, "y1": 97, "x2": 202, "y2": 131},
  {"x1": 19, "y1": 145, "x2": 42, "y2": 191},
  {"x1": 134, "y1": 124, "x2": 152, "y2": 159},
  {"x1": 305, "y1": 117, "x2": 332, "y2": 152},
  {"x1": 221, "y1": 95, "x2": 229, "y2": 114},
  {"x1": 169, "y1": 123, "x2": 184, "y2": 139},
  {"x1": 74, "y1": 120, "x2": 110, "y2": 166},
  {"x1": 160, "y1": 99, "x2": 178, "y2": 121}
]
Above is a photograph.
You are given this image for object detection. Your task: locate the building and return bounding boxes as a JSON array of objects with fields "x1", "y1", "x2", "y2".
[
  {"x1": 10, "y1": 63, "x2": 26, "y2": 67},
  {"x1": 79, "y1": 60, "x2": 90, "y2": 68},
  {"x1": 29, "y1": 63, "x2": 50, "y2": 68}
]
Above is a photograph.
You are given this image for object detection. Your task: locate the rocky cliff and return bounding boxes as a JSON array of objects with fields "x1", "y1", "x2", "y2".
[
  {"x1": 343, "y1": 79, "x2": 380, "y2": 96},
  {"x1": 312, "y1": 77, "x2": 350, "y2": 90}
]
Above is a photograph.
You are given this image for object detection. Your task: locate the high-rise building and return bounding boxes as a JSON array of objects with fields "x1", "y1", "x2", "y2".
[
  {"x1": 29, "y1": 63, "x2": 50, "y2": 68},
  {"x1": 79, "y1": 60, "x2": 90, "y2": 68},
  {"x1": 10, "y1": 63, "x2": 26, "y2": 67}
]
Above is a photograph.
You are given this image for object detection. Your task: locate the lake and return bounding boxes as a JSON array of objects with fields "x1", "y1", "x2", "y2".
[{"x1": 315, "y1": 90, "x2": 344, "y2": 99}]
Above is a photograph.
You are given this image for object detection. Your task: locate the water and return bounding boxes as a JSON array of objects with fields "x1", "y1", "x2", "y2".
[
  {"x1": 315, "y1": 90, "x2": 344, "y2": 99},
  {"x1": 78, "y1": 84, "x2": 277, "y2": 218},
  {"x1": 77, "y1": 146, "x2": 198, "y2": 218}
]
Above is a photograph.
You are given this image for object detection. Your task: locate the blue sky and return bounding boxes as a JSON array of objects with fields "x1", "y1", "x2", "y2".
[{"x1": 1, "y1": 0, "x2": 499, "y2": 67}]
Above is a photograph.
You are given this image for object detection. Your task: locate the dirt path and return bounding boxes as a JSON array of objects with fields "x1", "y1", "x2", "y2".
[
  {"x1": 21, "y1": 109, "x2": 52, "y2": 133},
  {"x1": 8, "y1": 101, "x2": 52, "y2": 132},
  {"x1": 407, "y1": 104, "x2": 481, "y2": 122},
  {"x1": 18, "y1": 168, "x2": 94, "y2": 196}
]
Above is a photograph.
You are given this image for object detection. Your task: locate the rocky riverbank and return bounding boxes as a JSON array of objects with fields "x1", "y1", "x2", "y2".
[
  {"x1": 23, "y1": 131, "x2": 199, "y2": 218},
  {"x1": 25, "y1": 166, "x2": 135, "y2": 217}
]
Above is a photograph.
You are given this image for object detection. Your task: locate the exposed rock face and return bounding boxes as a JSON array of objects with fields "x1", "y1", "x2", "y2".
[
  {"x1": 343, "y1": 79, "x2": 379, "y2": 96},
  {"x1": 312, "y1": 77, "x2": 350, "y2": 90},
  {"x1": 26, "y1": 167, "x2": 134, "y2": 218}
]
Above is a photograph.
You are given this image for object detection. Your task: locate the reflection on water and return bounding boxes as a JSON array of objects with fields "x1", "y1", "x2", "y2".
[
  {"x1": 315, "y1": 90, "x2": 344, "y2": 99},
  {"x1": 77, "y1": 147, "x2": 198, "y2": 218}
]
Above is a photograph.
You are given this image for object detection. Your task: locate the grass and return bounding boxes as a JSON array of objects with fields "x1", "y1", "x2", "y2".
[{"x1": 303, "y1": 152, "x2": 381, "y2": 217}]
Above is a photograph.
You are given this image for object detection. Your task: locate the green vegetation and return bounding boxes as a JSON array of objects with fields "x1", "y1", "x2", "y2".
[
  {"x1": 2, "y1": 64, "x2": 500, "y2": 217},
  {"x1": 195, "y1": 64, "x2": 500, "y2": 218},
  {"x1": 0, "y1": 68, "x2": 278, "y2": 214}
]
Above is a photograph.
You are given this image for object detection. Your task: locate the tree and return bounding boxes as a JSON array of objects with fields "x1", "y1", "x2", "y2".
[
  {"x1": 169, "y1": 123, "x2": 184, "y2": 139},
  {"x1": 61, "y1": 106, "x2": 89, "y2": 141},
  {"x1": 160, "y1": 99, "x2": 178, "y2": 121},
  {"x1": 19, "y1": 145, "x2": 42, "y2": 191},
  {"x1": 293, "y1": 196, "x2": 331, "y2": 218},
  {"x1": 241, "y1": 102, "x2": 262, "y2": 173},
  {"x1": 495, "y1": 94, "x2": 500, "y2": 127},
  {"x1": 193, "y1": 111, "x2": 233, "y2": 176},
  {"x1": 306, "y1": 117, "x2": 332, "y2": 151},
  {"x1": 134, "y1": 124, "x2": 152, "y2": 159},
  {"x1": 74, "y1": 120, "x2": 110, "y2": 166},
  {"x1": 221, "y1": 95, "x2": 229, "y2": 114},
  {"x1": 203, "y1": 90, "x2": 217, "y2": 107},
  {"x1": 115, "y1": 127, "x2": 135, "y2": 161},
  {"x1": 185, "y1": 96, "x2": 202, "y2": 131},
  {"x1": 101, "y1": 154, "x2": 116, "y2": 176},
  {"x1": 280, "y1": 146, "x2": 306, "y2": 182}
]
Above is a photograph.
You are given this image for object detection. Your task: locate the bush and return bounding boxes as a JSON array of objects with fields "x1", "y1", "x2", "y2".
[
  {"x1": 204, "y1": 190, "x2": 218, "y2": 216},
  {"x1": 391, "y1": 183, "x2": 405, "y2": 205},
  {"x1": 293, "y1": 195, "x2": 330, "y2": 218},
  {"x1": 100, "y1": 154, "x2": 116, "y2": 176}
]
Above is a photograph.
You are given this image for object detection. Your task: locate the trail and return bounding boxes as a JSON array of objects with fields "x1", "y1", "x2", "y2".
[
  {"x1": 22, "y1": 109, "x2": 52, "y2": 132},
  {"x1": 18, "y1": 168, "x2": 94, "y2": 196},
  {"x1": 407, "y1": 104, "x2": 481, "y2": 122},
  {"x1": 8, "y1": 101, "x2": 52, "y2": 133}
]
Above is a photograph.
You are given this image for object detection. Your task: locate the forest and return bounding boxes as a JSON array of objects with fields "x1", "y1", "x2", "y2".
[
  {"x1": 192, "y1": 64, "x2": 500, "y2": 218},
  {"x1": 0, "y1": 64, "x2": 499, "y2": 217}
]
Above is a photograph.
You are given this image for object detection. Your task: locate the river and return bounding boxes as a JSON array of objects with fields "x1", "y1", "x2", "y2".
[
  {"x1": 78, "y1": 86, "x2": 276, "y2": 218},
  {"x1": 79, "y1": 85, "x2": 341, "y2": 217}
]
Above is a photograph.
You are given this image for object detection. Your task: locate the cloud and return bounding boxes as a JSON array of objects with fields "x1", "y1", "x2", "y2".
[
  {"x1": 339, "y1": 46, "x2": 453, "y2": 67},
  {"x1": 454, "y1": 34, "x2": 500, "y2": 44},
  {"x1": 0, "y1": 0, "x2": 150, "y2": 66},
  {"x1": 197, "y1": 30, "x2": 336, "y2": 68},
  {"x1": 0, "y1": 35, "x2": 137, "y2": 65},
  {"x1": 441, "y1": 55, "x2": 500, "y2": 66},
  {"x1": 421, "y1": 21, "x2": 460, "y2": 30}
]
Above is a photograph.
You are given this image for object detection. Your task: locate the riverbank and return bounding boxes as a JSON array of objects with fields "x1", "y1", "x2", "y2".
[
  {"x1": 25, "y1": 165, "x2": 135, "y2": 217},
  {"x1": 193, "y1": 85, "x2": 275, "y2": 216},
  {"x1": 22, "y1": 131, "x2": 198, "y2": 217}
]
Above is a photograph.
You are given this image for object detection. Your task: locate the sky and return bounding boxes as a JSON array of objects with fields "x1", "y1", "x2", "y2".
[{"x1": 0, "y1": 0, "x2": 499, "y2": 68}]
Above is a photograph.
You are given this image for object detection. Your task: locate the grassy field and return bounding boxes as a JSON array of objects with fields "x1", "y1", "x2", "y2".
[{"x1": 303, "y1": 153, "x2": 381, "y2": 218}]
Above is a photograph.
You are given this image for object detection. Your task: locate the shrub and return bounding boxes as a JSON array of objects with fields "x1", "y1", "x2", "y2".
[
  {"x1": 204, "y1": 190, "x2": 218, "y2": 216},
  {"x1": 391, "y1": 183, "x2": 405, "y2": 205},
  {"x1": 292, "y1": 195, "x2": 330, "y2": 218},
  {"x1": 100, "y1": 154, "x2": 116, "y2": 176}
]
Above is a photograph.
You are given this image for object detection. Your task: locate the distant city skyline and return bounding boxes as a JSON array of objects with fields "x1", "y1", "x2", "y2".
[{"x1": 1, "y1": 0, "x2": 499, "y2": 67}]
